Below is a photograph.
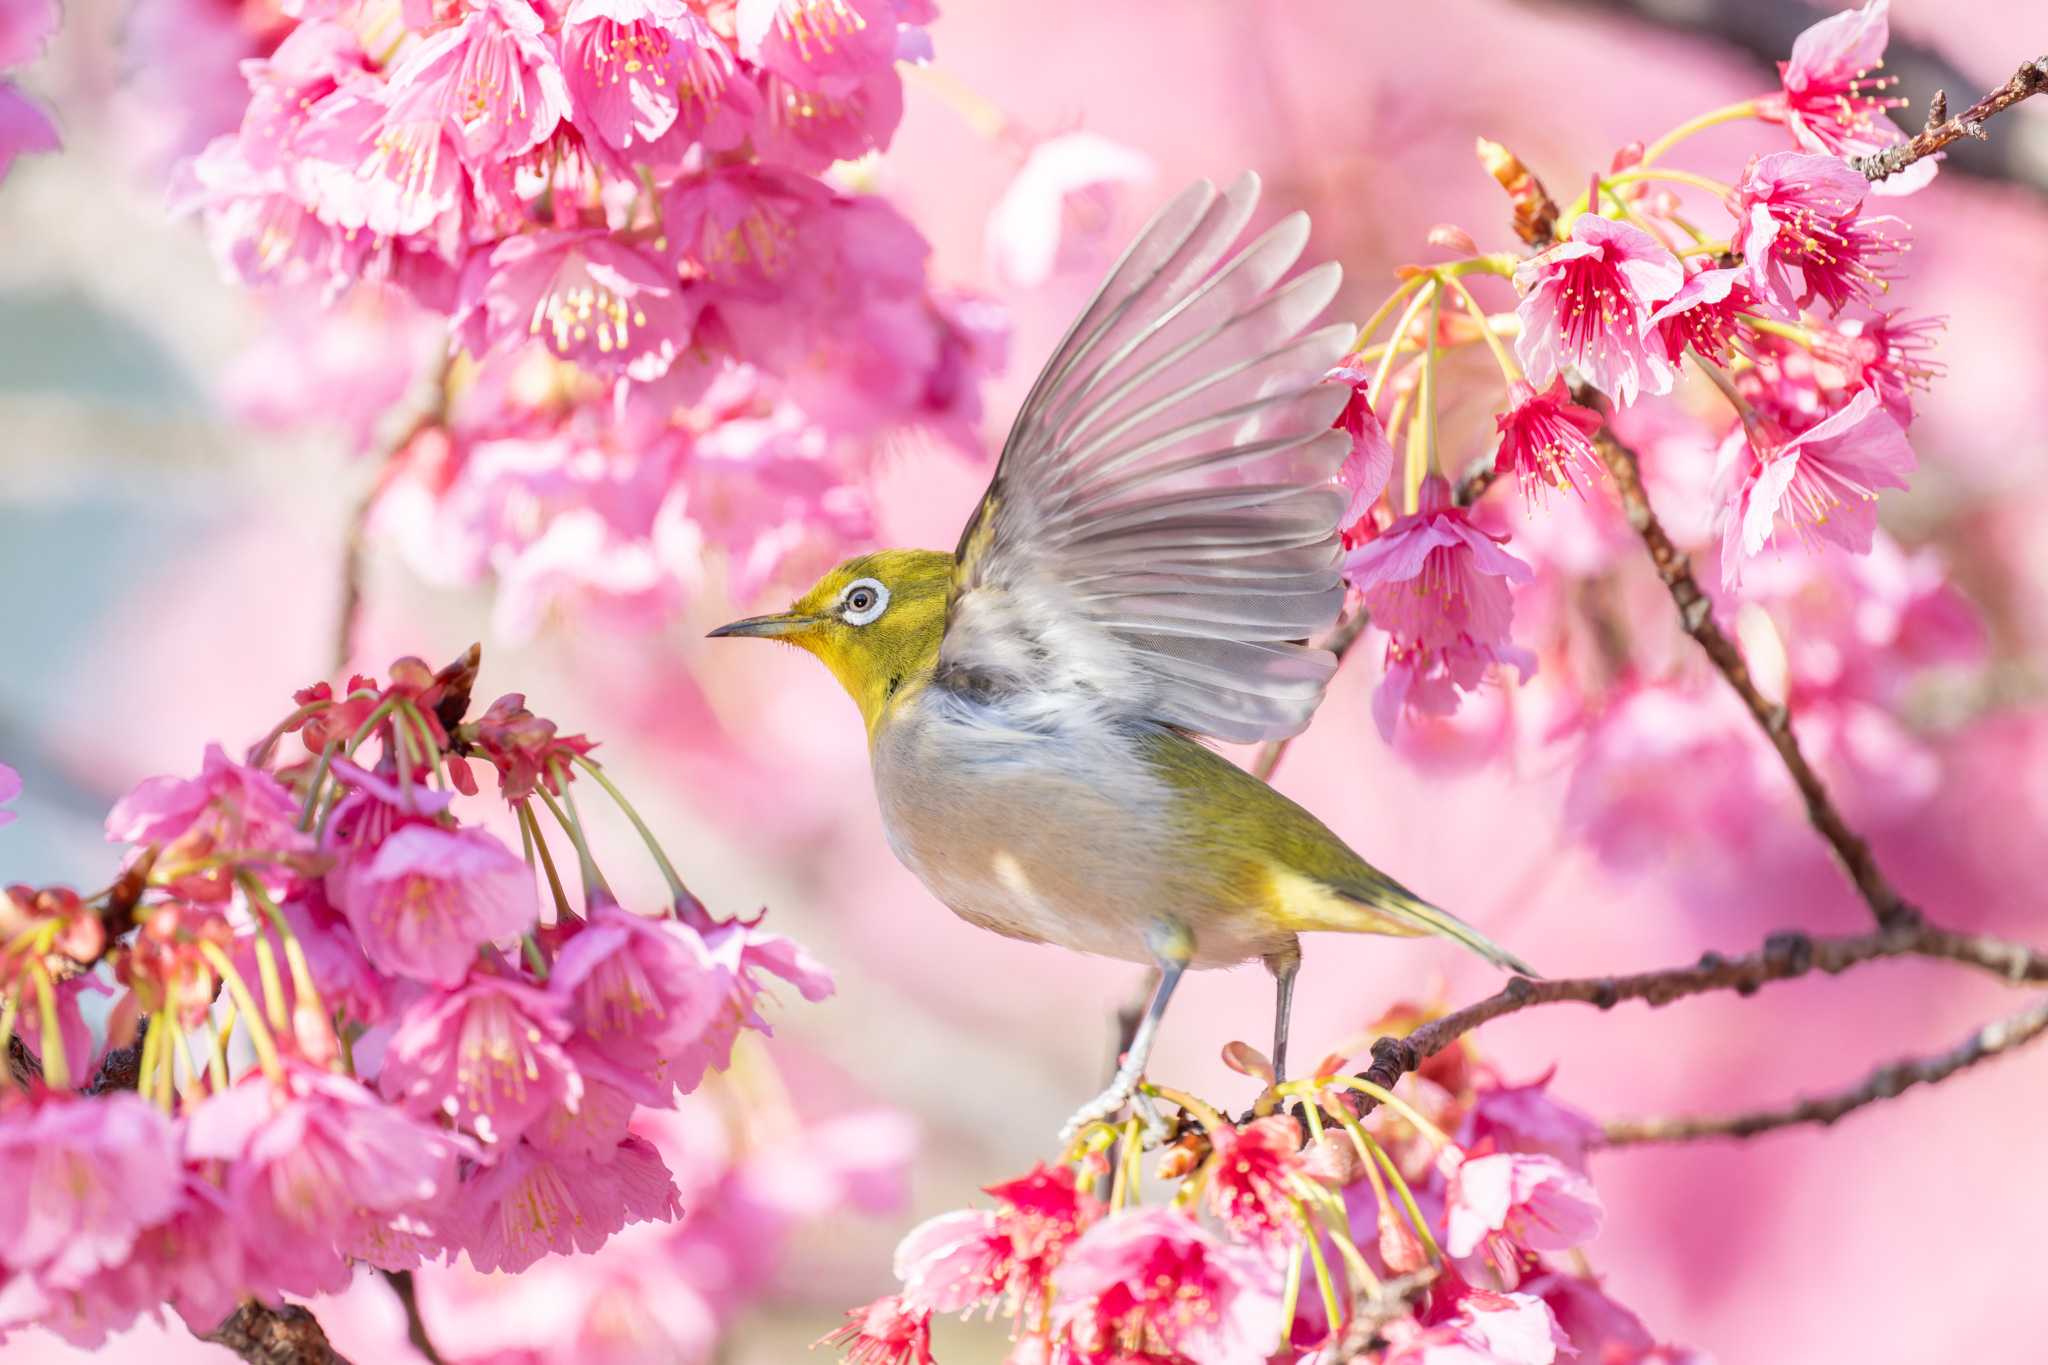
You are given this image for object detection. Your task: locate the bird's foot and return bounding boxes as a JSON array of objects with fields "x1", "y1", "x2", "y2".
[{"x1": 1058, "y1": 1070, "x2": 1173, "y2": 1147}]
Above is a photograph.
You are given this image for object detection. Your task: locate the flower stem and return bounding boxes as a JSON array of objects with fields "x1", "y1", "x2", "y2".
[
  {"x1": 1320, "y1": 1076, "x2": 1455, "y2": 1149},
  {"x1": 240, "y1": 874, "x2": 339, "y2": 1066},
  {"x1": 1639, "y1": 99, "x2": 1760, "y2": 167},
  {"x1": 1419, "y1": 284, "x2": 1446, "y2": 492},
  {"x1": 1690, "y1": 348, "x2": 1765, "y2": 433},
  {"x1": 1277, "y1": 1243, "x2": 1305, "y2": 1353},
  {"x1": 1360, "y1": 1126, "x2": 1445, "y2": 1265},
  {"x1": 398, "y1": 703, "x2": 446, "y2": 789},
  {"x1": 1291, "y1": 1193, "x2": 1345, "y2": 1334},
  {"x1": 1141, "y1": 1081, "x2": 1228, "y2": 1134},
  {"x1": 517, "y1": 801, "x2": 576, "y2": 923},
  {"x1": 297, "y1": 740, "x2": 341, "y2": 834},
  {"x1": 1369, "y1": 279, "x2": 1439, "y2": 412},
  {"x1": 0, "y1": 988, "x2": 19, "y2": 1091},
  {"x1": 1351, "y1": 272, "x2": 1429, "y2": 357},
  {"x1": 1444, "y1": 275, "x2": 1522, "y2": 384},
  {"x1": 198, "y1": 941, "x2": 285, "y2": 1083},
  {"x1": 25, "y1": 961, "x2": 70, "y2": 1090},
  {"x1": 572, "y1": 755, "x2": 691, "y2": 902},
  {"x1": 538, "y1": 777, "x2": 611, "y2": 901}
]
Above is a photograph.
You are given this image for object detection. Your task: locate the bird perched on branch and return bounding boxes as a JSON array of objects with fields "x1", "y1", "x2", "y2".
[{"x1": 712, "y1": 172, "x2": 1533, "y2": 1138}]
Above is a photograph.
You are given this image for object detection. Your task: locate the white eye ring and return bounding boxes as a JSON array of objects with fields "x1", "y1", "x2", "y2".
[{"x1": 841, "y1": 577, "x2": 890, "y2": 625}]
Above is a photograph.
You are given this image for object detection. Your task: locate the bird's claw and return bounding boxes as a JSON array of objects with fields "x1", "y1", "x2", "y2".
[{"x1": 1058, "y1": 1072, "x2": 1172, "y2": 1147}]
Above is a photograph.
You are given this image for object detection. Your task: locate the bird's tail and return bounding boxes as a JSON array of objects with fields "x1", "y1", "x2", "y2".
[{"x1": 1328, "y1": 877, "x2": 1538, "y2": 977}]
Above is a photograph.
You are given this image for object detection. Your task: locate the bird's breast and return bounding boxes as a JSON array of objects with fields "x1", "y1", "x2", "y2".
[{"x1": 865, "y1": 691, "x2": 1284, "y2": 968}]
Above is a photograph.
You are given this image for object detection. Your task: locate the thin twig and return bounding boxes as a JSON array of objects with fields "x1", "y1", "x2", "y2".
[
  {"x1": 1349, "y1": 922, "x2": 2048, "y2": 1118},
  {"x1": 1599, "y1": 993, "x2": 2048, "y2": 1145},
  {"x1": 1585, "y1": 410, "x2": 1911, "y2": 929},
  {"x1": 198, "y1": 1301, "x2": 351, "y2": 1365},
  {"x1": 380, "y1": 1269, "x2": 449, "y2": 1365},
  {"x1": 1250, "y1": 610, "x2": 1373, "y2": 782},
  {"x1": 335, "y1": 358, "x2": 453, "y2": 675},
  {"x1": 1853, "y1": 57, "x2": 2048, "y2": 183}
]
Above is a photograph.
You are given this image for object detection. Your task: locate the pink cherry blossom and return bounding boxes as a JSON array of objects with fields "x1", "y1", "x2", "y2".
[
  {"x1": 751, "y1": 60, "x2": 906, "y2": 173},
  {"x1": 1387, "y1": 1287, "x2": 1570, "y2": 1365},
  {"x1": 184, "y1": 1059, "x2": 468, "y2": 1290},
  {"x1": 0, "y1": 1093, "x2": 183, "y2": 1290},
  {"x1": 1642, "y1": 264, "x2": 1754, "y2": 368},
  {"x1": 1443, "y1": 1151, "x2": 1604, "y2": 1257},
  {"x1": 1329, "y1": 361, "x2": 1396, "y2": 542},
  {"x1": 451, "y1": 1133, "x2": 681, "y2": 1272},
  {"x1": 561, "y1": 0, "x2": 753, "y2": 166},
  {"x1": 895, "y1": 1161, "x2": 1102, "y2": 1316},
  {"x1": 1731, "y1": 151, "x2": 1901, "y2": 320},
  {"x1": 1717, "y1": 386, "x2": 1916, "y2": 585},
  {"x1": 1759, "y1": 0, "x2": 1933, "y2": 196},
  {"x1": 0, "y1": 0, "x2": 58, "y2": 68},
  {"x1": 818, "y1": 1294, "x2": 936, "y2": 1365},
  {"x1": 1204, "y1": 1116, "x2": 1308, "y2": 1247},
  {"x1": 736, "y1": 0, "x2": 903, "y2": 95},
  {"x1": 454, "y1": 227, "x2": 696, "y2": 380},
  {"x1": 105, "y1": 743, "x2": 315, "y2": 901},
  {"x1": 1049, "y1": 1207, "x2": 1284, "y2": 1365},
  {"x1": 1345, "y1": 476, "x2": 1535, "y2": 739},
  {"x1": 1492, "y1": 377, "x2": 1604, "y2": 502},
  {"x1": 382, "y1": 0, "x2": 569, "y2": 164},
  {"x1": 335, "y1": 822, "x2": 540, "y2": 987},
  {"x1": 1458, "y1": 1073, "x2": 1602, "y2": 1174},
  {"x1": 380, "y1": 971, "x2": 584, "y2": 1147},
  {"x1": 548, "y1": 898, "x2": 726, "y2": 1100},
  {"x1": 671, "y1": 899, "x2": 835, "y2": 1090},
  {"x1": 985, "y1": 131, "x2": 1156, "y2": 288},
  {"x1": 1818, "y1": 311, "x2": 1944, "y2": 426},
  {"x1": 1513, "y1": 212, "x2": 1682, "y2": 407}
]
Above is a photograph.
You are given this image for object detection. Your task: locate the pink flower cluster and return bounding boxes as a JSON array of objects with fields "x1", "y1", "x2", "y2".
[
  {"x1": 828, "y1": 1022, "x2": 1705, "y2": 1364},
  {"x1": 0, "y1": 648, "x2": 835, "y2": 1344},
  {"x1": 172, "y1": 0, "x2": 1004, "y2": 637},
  {"x1": 1324, "y1": 0, "x2": 1956, "y2": 765}
]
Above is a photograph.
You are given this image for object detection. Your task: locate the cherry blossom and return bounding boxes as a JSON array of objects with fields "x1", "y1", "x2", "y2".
[
  {"x1": 1492, "y1": 377, "x2": 1605, "y2": 502},
  {"x1": 1759, "y1": 0, "x2": 1933, "y2": 195},
  {"x1": 1731, "y1": 150, "x2": 1902, "y2": 319},
  {"x1": 1513, "y1": 213, "x2": 1682, "y2": 406}
]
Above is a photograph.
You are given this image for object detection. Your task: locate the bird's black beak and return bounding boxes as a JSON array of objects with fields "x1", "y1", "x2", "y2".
[{"x1": 707, "y1": 612, "x2": 818, "y2": 639}]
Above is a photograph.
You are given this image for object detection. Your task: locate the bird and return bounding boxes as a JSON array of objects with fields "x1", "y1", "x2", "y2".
[{"x1": 711, "y1": 172, "x2": 1533, "y2": 1139}]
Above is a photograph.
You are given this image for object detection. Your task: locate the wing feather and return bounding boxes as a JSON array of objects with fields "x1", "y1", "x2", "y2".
[{"x1": 942, "y1": 173, "x2": 1354, "y2": 743}]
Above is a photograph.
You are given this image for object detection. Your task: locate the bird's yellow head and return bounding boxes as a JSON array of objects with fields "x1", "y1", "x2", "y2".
[{"x1": 709, "y1": 549, "x2": 954, "y2": 735}]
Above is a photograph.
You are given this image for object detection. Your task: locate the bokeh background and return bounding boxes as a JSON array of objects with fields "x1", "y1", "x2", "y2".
[{"x1": 4, "y1": 0, "x2": 2048, "y2": 1360}]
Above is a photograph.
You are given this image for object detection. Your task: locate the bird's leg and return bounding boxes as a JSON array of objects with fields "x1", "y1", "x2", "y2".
[
  {"x1": 1060, "y1": 921, "x2": 1192, "y2": 1144},
  {"x1": 1263, "y1": 939, "x2": 1302, "y2": 1085}
]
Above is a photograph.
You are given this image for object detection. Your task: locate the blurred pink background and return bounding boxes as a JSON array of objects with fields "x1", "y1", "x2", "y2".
[{"x1": 4, "y1": 1, "x2": 2048, "y2": 1360}]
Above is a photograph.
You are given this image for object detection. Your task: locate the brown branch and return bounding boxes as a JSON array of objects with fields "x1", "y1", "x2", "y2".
[
  {"x1": 380, "y1": 1270, "x2": 448, "y2": 1365},
  {"x1": 198, "y1": 1302, "x2": 351, "y2": 1365},
  {"x1": 1599, "y1": 993, "x2": 2048, "y2": 1146},
  {"x1": 1249, "y1": 609, "x2": 1373, "y2": 781},
  {"x1": 1854, "y1": 57, "x2": 2048, "y2": 184},
  {"x1": 336, "y1": 357, "x2": 454, "y2": 675},
  {"x1": 1586, "y1": 411, "x2": 1910, "y2": 929},
  {"x1": 1349, "y1": 922, "x2": 2048, "y2": 1118}
]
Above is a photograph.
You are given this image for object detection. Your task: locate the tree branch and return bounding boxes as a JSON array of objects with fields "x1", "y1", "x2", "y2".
[
  {"x1": 1586, "y1": 412, "x2": 1911, "y2": 929},
  {"x1": 198, "y1": 1302, "x2": 351, "y2": 1365},
  {"x1": 1599, "y1": 993, "x2": 2048, "y2": 1146},
  {"x1": 1348, "y1": 921, "x2": 2048, "y2": 1119},
  {"x1": 1852, "y1": 56, "x2": 2048, "y2": 184},
  {"x1": 380, "y1": 1270, "x2": 448, "y2": 1365}
]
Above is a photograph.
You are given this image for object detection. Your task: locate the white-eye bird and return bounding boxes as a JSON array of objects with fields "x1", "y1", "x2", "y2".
[{"x1": 711, "y1": 173, "x2": 1533, "y2": 1137}]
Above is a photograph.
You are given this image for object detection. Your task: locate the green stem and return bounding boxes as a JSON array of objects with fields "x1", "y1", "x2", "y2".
[
  {"x1": 1639, "y1": 98, "x2": 1761, "y2": 168},
  {"x1": 398, "y1": 702, "x2": 447, "y2": 790},
  {"x1": 1350, "y1": 272, "x2": 1428, "y2": 356},
  {"x1": 537, "y1": 783, "x2": 610, "y2": 901},
  {"x1": 0, "y1": 988, "x2": 19, "y2": 1090},
  {"x1": 26, "y1": 962, "x2": 70, "y2": 1090},
  {"x1": 1369, "y1": 279, "x2": 1439, "y2": 412},
  {"x1": 1290, "y1": 1192, "x2": 1345, "y2": 1333},
  {"x1": 1444, "y1": 276, "x2": 1522, "y2": 385},
  {"x1": 199, "y1": 941, "x2": 285, "y2": 1083},
  {"x1": 297, "y1": 739, "x2": 341, "y2": 834},
  {"x1": 517, "y1": 802, "x2": 576, "y2": 922},
  {"x1": 1360, "y1": 1127, "x2": 1444, "y2": 1265},
  {"x1": 572, "y1": 756, "x2": 690, "y2": 902}
]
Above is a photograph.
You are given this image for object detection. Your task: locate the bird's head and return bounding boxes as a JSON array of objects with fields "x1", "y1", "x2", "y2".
[{"x1": 709, "y1": 548, "x2": 955, "y2": 734}]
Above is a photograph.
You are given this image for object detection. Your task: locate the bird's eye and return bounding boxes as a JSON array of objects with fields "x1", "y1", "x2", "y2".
[{"x1": 841, "y1": 578, "x2": 890, "y2": 625}]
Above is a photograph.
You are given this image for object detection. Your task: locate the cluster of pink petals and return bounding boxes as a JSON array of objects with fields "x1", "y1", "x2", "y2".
[
  {"x1": 1492, "y1": 377, "x2": 1604, "y2": 503},
  {"x1": 1048, "y1": 1206, "x2": 1285, "y2": 1364},
  {"x1": 1513, "y1": 213, "x2": 1682, "y2": 408},
  {"x1": 1, "y1": 662, "x2": 845, "y2": 1347},
  {"x1": 1731, "y1": 151, "x2": 1901, "y2": 320},
  {"x1": 167, "y1": 0, "x2": 999, "y2": 636},
  {"x1": 1758, "y1": 0, "x2": 1933, "y2": 196},
  {"x1": 1443, "y1": 1151, "x2": 1604, "y2": 1259},
  {"x1": 1346, "y1": 476, "x2": 1536, "y2": 739}
]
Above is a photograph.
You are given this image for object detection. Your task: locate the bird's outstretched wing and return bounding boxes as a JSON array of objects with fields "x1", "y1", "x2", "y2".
[{"x1": 940, "y1": 172, "x2": 1353, "y2": 743}]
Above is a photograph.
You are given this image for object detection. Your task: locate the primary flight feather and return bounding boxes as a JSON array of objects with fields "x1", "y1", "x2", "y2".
[{"x1": 711, "y1": 171, "x2": 1533, "y2": 1136}]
